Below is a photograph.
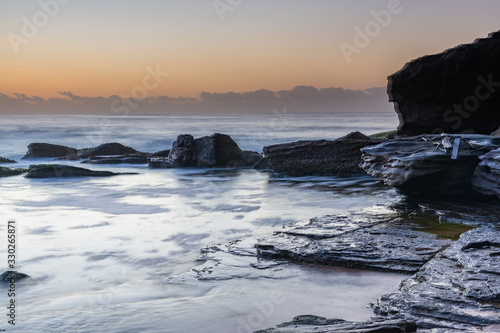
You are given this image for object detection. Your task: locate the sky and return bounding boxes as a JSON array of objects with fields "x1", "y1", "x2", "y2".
[{"x1": 1, "y1": 0, "x2": 500, "y2": 114}]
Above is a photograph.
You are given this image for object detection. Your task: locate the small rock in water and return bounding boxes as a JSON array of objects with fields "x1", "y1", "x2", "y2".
[
  {"x1": 25, "y1": 164, "x2": 131, "y2": 178},
  {"x1": 78, "y1": 142, "x2": 144, "y2": 159},
  {"x1": 0, "y1": 156, "x2": 17, "y2": 164},
  {"x1": 81, "y1": 154, "x2": 148, "y2": 164},
  {"x1": 0, "y1": 167, "x2": 27, "y2": 177},
  {"x1": 22, "y1": 143, "x2": 78, "y2": 159},
  {"x1": 0, "y1": 271, "x2": 30, "y2": 283}
]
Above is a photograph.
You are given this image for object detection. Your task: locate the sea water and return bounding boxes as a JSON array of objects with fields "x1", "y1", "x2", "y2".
[{"x1": 0, "y1": 113, "x2": 406, "y2": 332}]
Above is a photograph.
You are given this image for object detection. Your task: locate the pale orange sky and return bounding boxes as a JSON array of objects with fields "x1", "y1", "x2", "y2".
[{"x1": 1, "y1": 0, "x2": 500, "y2": 100}]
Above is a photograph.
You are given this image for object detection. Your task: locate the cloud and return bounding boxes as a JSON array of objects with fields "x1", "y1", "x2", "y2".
[{"x1": 0, "y1": 86, "x2": 391, "y2": 114}]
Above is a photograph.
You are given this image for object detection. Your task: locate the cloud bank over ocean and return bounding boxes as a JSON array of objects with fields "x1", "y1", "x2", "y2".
[{"x1": 0, "y1": 86, "x2": 390, "y2": 114}]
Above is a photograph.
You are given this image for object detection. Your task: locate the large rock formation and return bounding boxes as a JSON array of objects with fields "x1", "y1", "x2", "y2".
[
  {"x1": 472, "y1": 148, "x2": 500, "y2": 198},
  {"x1": 22, "y1": 143, "x2": 78, "y2": 159},
  {"x1": 389, "y1": 31, "x2": 500, "y2": 136},
  {"x1": 149, "y1": 133, "x2": 253, "y2": 168},
  {"x1": 255, "y1": 132, "x2": 381, "y2": 177},
  {"x1": 360, "y1": 134, "x2": 500, "y2": 196}
]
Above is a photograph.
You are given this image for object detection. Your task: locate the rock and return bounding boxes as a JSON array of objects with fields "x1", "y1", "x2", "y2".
[
  {"x1": 360, "y1": 134, "x2": 500, "y2": 196},
  {"x1": 255, "y1": 315, "x2": 417, "y2": 333},
  {"x1": 255, "y1": 207, "x2": 452, "y2": 274},
  {"x1": 0, "y1": 157, "x2": 17, "y2": 163},
  {"x1": 239, "y1": 150, "x2": 262, "y2": 167},
  {"x1": 256, "y1": 131, "x2": 381, "y2": 177},
  {"x1": 372, "y1": 227, "x2": 500, "y2": 331},
  {"x1": 0, "y1": 167, "x2": 26, "y2": 177},
  {"x1": 22, "y1": 143, "x2": 78, "y2": 159},
  {"x1": 389, "y1": 31, "x2": 500, "y2": 136},
  {"x1": 81, "y1": 154, "x2": 148, "y2": 164},
  {"x1": 472, "y1": 148, "x2": 500, "y2": 199},
  {"x1": 78, "y1": 142, "x2": 143, "y2": 159},
  {"x1": 149, "y1": 149, "x2": 170, "y2": 158},
  {"x1": 154, "y1": 133, "x2": 244, "y2": 168},
  {"x1": 0, "y1": 271, "x2": 31, "y2": 283},
  {"x1": 149, "y1": 157, "x2": 175, "y2": 168},
  {"x1": 25, "y1": 164, "x2": 128, "y2": 178}
]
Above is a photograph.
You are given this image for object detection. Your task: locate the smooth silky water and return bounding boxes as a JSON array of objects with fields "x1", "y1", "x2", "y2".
[{"x1": 0, "y1": 113, "x2": 408, "y2": 332}]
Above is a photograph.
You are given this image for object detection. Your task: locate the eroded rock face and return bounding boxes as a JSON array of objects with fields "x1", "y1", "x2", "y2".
[
  {"x1": 372, "y1": 227, "x2": 500, "y2": 331},
  {"x1": 472, "y1": 148, "x2": 500, "y2": 199},
  {"x1": 22, "y1": 143, "x2": 78, "y2": 159},
  {"x1": 78, "y1": 142, "x2": 142, "y2": 159},
  {"x1": 360, "y1": 134, "x2": 500, "y2": 196},
  {"x1": 255, "y1": 315, "x2": 416, "y2": 333},
  {"x1": 151, "y1": 133, "x2": 245, "y2": 168},
  {"x1": 256, "y1": 131, "x2": 381, "y2": 177},
  {"x1": 25, "y1": 164, "x2": 124, "y2": 178},
  {"x1": 389, "y1": 31, "x2": 500, "y2": 136}
]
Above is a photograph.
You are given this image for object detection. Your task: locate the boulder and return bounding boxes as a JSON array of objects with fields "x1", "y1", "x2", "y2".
[
  {"x1": 472, "y1": 148, "x2": 500, "y2": 198},
  {"x1": 149, "y1": 149, "x2": 170, "y2": 158},
  {"x1": 78, "y1": 142, "x2": 143, "y2": 159},
  {"x1": 0, "y1": 167, "x2": 26, "y2": 177},
  {"x1": 255, "y1": 131, "x2": 381, "y2": 176},
  {"x1": 152, "y1": 133, "x2": 244, "y2": 168},
  {"x1": 389, "y1": 31, "x2": 500, "y2": 136},
  {"x1": 81, "y1": 154, "x2": 148, "y2": 164},
  {"x1": 25, "y1": 164, "x2": 128, "y2": 178},
  {"x1": 256, "y1": 316, "x2": 416, "y2": 333},
  {"x1": 0, "y1": 271, "x2": 31, "y2": 283},
  {"x1": 239, "y1": 150, "x2": 262, "y2": 167},
  {"x1": 22, "y1": 143, "x2": 77, "y2": 159},
  {"x1": 360, "y1": 134, "x2": 500, "y2": 196},
  {"x1": 0, "y1": 157, "x2": 17, "y2": 163},
  {"x1": 373, "y1": 228, "x2": 500, "y2": 331}
]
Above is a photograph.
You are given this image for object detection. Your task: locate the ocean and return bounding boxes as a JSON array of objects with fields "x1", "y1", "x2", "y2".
[{"x1": 0, "y1": 113, "x2": 405, "y2": 332}]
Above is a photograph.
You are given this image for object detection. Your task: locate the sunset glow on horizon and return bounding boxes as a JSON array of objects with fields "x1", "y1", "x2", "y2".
[{"x1": 1, "y1": 0, "x2": 500, "y2": 108}]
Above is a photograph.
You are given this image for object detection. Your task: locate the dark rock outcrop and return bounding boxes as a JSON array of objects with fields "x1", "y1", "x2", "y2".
[
  {"x1": 361, "y1": 134, "x2": 500, "y2": 196},
  {"x1": 256, "y1": 131, "x2": 381, "y2": 177},
  {"x1": 0, "y1": 271, "x2": 31, "y2": 283},
  {"x1": 149, "y1": 149, "x2": 170, "y2": 158},
  {"x1": 255, "y1": 315, "x2": 416, "y2": 333},
  {"x1": 389, "y1": 31, "x2": 500, "y2": 136},
  {"x1": 0, "y1": 157, "x2": 17, "y2": 163},
  {"x1": 373, "y1": 227, "x2": 500, "y2": 331},
  {"x1": 0, "y1": 167, "x2": 26, "y2": 177},
  {"x1": 81, "y1": 154, "x2": 148, "y2": 164},
  {"x1": 239, "y1": 150, "x2": 262, "y2": 167},
  {"x1": 78, "y1": 142, "x2": 142, "y2": 159},
  {"x1": 25, "y1": 164, "x2": 128, "y2": 178},
  {"x1": 472, "y1": 148, "x2": 500, "y2": 199},
  {"x1": 22, "y1": 143, "x2": 78, "y2": 159},
  {"x1": 150, "y1": 133, "x2": 245, "y2": 168}
]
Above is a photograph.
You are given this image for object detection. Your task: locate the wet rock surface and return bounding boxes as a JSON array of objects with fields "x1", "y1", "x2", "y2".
[
  {"x1": 256, "y1": 131, "x2": 381, "y2": 177},
  {"x1": 81, "y1": 154, "x2": 148, "y2": 164},
  {"x1": 0, "y1": 271, "x2": 31, "y2": 283},
  {"x1": 25, "y1": 164, "x2": 129, "y2": 178},
  {"x1": 22, "y1": 143, "x2": 78, "y2": 159},
  {"x1": 472, "y1": 148, "x2": 500, "y2": 199},
  {"x1": 0, "y1": 167, "x2": 26, "y2": 177},
  {"x1": 389, "y1": 30, "x2": 500, "y2": 136},
  {"x1": 372, "y1": 227, "x2": 500, "y2": 331},
  {"x1": 255, "y1": 315, "x2": 417, "y2": 333},
  {"x1": 360, "y1": 134, "x2": 500, "y2": 196}
]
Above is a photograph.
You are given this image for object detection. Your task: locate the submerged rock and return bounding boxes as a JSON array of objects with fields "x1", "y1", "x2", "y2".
[
  {"x1": 0, "y1": 157, "x2": 17, "y2": 163},
  {"x1": 81, "y1": 154, "x2": 148, "y2": 164},
  {"x1": 25, "y1": 164, "x2": 128, "y2": 178},
  {"x1": 255, "y1": 315, "x2": 416, "y2": 333},
  {"x1": 372, "y1": 227, "x2": 500, "y2": 331},
  {"x1": 151, "y1": 133, "x2": 247, "y2": 168},
  {"x1": 472, "y1": 148, "x2": 500, "y2": 199},
  {"x1": 360, "y1": 134, "x2": 500, "y2": 196},
  {"x1": 389, "y1": 31, "x2": 500, "y2": 136},
  {"x1": 78, "y1": 142, "x2": 143, "y2": 159},
  {"x1": 22, "y1": 143, "x2": 78, "y2": 159},
  {"x1": 0, "y1": 167, "x2": 26, "y2": 177},
  {"x1": 256, "y1": 131, "x2": 381, "y2": 177}
]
